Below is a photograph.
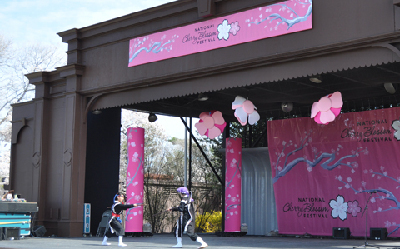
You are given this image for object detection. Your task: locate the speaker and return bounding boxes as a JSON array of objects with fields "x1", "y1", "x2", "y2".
[
  {"x1": 2, "y1": 227, "x2": 20, "y2": 240},
  {"x1": 332, "y1": 227, "x2": 350, "y2": 239},
  {"x1": 32, "y1": 225, "x2": 47, "y2": 237},
  {"x1": 370, "y1": 228, "x2": 387, "y2": 240}
]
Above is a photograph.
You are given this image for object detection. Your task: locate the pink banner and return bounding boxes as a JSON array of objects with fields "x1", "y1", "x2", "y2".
[
  {"x1": 125, "y1": 127, "x2": 144, "y2": 232},
  {"x1": 225, "y1": 137, "x2": 242, "y2": 232},
  {"x1": 128, "y1": 0, "x2": 312, "y2": 67},
  {"x1": 268, "y1": 107, "x2": 400, "y2": 237}
]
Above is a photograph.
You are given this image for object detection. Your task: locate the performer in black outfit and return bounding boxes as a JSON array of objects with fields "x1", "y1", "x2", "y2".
[
  {"x1": 102, "y1": 192, "x2": 139, "y2": 247},
  {"x1": 167, "y1": 187, "x2": 208, "y2": 248}
]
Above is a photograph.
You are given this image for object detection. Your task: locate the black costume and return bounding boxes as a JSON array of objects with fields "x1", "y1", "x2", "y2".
[
  {"x1": 106, "y1": 202, "x2": 134, "y2": 237},
  {"x1": 172, "y1": 195, "x2": 198, "y2": 241},
  {"x1": 170, "y1": 187, "x2": 207, "y2": 248}
]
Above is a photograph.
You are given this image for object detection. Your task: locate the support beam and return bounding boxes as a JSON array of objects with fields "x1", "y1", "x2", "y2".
[
  {"x1": 189, "y1": 117, "x2": 193, "y2": 192},
  {"x1": 180, "y1": 117, "x2": 223, "y2": 184},
  {"x1": 197, "y1": 0, "x2": 215, "y2": 17}
]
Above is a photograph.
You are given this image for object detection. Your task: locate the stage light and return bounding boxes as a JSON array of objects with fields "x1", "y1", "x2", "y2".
[
  {"x1": 92, "y1": 110, "x2": 102, "y2": 115},
  {"x1": 309, "y1": 75, "x2": 322, "y2": 83},
  {"x1": 198, "y1": 93, "x2": 208, "y2": 101},
  {"x1": 148, "y1": 113, "x2": 157, "y2": 122},
  {"x1": 384, "y1": 83, "x2": 396, "y2": 94},
  {"x1": 282, "y1": 102, "x2": 293, "y2": 112}
]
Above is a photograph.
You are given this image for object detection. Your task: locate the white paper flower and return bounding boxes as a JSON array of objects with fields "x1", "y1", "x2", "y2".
[
  {"x1": 392, "y1": 119, "x2": 400, "y2": 141},
  {"x1": 232, "y1": 96, "x2": 260, "y2": 126},
  {"x1": 217, "y1": 19, "x2": 231, "y2": 40},
  {"x1": 329, "y1": 195, "x2": 348, "y2": 221}
]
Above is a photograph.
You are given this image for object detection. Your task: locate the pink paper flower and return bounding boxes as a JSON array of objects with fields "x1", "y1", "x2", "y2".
[
  {"x1": 230, "y1": 21, "x2": 240, "y2": 35},
  {"x1": 232, "y1": 96, "x2": 260, "y2": 126},
  {"x1": 195, "y1": 111, "x2": 227, "y2": 139},
  {"x1": 311, "y1": 92, "x2": 343, "y2": 124}
]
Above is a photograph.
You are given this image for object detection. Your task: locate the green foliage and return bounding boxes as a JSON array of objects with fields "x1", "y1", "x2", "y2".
[
  {"x1": 168, "y1": 137, "x2": 179, "y2": 145},
  {"x1": 195, "y1": 211, "x2": 222, "y2": 233}
]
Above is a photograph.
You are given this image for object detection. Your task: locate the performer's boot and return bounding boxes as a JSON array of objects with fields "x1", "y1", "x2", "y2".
[
  {"x1": 196, "y1": 237, "x2": 208, "y2": 248},
  {"x1": 102, "y1": 236, "x2": 111, "y2": 246},
  {"x1": 118, "y1": 236, "x2": 127, "y2": 247},
  {"x1": 172, "y1": 237, "x2": 182, "y2": 248}
]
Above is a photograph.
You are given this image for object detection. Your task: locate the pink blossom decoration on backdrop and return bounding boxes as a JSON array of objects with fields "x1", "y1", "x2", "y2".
[
  {"x1": 311, "y1": 92, "x2": 343, "y2": 125},
  {"x1": 232, "y1": 96, "x2": 260, "y2": 126},
  {"x1": 195, "y1": 111, "x2": 227, "y2": 139}
]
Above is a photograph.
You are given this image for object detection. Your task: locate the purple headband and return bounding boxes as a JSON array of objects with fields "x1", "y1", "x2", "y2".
[{"x1": 177, "y1": 187, "x2": 189, "y2": 195}]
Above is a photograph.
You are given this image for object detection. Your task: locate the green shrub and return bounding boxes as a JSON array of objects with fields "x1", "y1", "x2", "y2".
[{"x1": 196, "y1": 211, "x2": 222, "y2": 233}]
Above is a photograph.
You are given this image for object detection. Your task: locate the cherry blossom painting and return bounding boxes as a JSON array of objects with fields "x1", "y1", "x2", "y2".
[
  {"x1": 268, "y1": 107, "x2": 400, "y2": 237},
  {"x1": 128, "y1": 0, "x2": 312, "y2": 67},
  {"x1": 125, "y1": 127, "x2": 144, "y2": 232}
]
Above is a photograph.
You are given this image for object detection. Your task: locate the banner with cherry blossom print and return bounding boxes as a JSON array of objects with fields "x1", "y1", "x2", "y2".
[
  {"x1": 225, "y1": 137, "x2": 242, "y2": 232},
  {"x1": 126, "y1": 127, "x2": 144, "y2": 232},
  {"x1": 268, "y1": 107, "x2": 400, "y2": 237},
  {"x1": 128, "y1": 0, "x2": 312, "y2": 67}
]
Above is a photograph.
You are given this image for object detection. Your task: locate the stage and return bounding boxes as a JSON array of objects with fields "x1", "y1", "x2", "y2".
[{"x1": 1, "y1": 234, "x2": 400, "y2": 249}]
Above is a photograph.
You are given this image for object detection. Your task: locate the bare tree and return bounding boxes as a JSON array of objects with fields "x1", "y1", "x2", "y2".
[
  {"x1": 0, "y1": 36, "x2": 66, "y2": 176},
  {"x1": 120, "y1": 110, "x2": 179, "y2": 232},
  {"x1": 0, "y1": 44, "x2": 65, "y2": 126},
  {"x1": 119, "y1": 110, "x2": 222, "y2": 233},
  {"x1": 0, "y1": 35, "x2": 12, "y2": 70}
]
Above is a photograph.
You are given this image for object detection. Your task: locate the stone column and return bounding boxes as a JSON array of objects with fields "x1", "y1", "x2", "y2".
[{"x1": 57, "y1": 64, "x2": 86, "y2": 237}]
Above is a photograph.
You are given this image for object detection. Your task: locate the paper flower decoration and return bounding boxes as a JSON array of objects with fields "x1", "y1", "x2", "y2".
[
  {"x1": 311, "y1": 92, "x2": 343, "y2": 124},
  {"x1": 195, "y1": 111, "x2": 227, "y2": 139},
  {"x1": 392, "y1": 119, "x2": 400, "y2": 141},
  {"x1": 232, "y1": 96, "x2": 260, "y2": 126}
]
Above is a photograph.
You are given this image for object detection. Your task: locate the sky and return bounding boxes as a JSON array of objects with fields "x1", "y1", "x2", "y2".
[{"x1": 0, "y1": 0, "x2": 193, "y2": 139}]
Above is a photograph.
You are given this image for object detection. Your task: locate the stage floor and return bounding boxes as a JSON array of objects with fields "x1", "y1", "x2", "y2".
[{"x1": 1, "y1": 233, "x2": 400, "y2": 249}]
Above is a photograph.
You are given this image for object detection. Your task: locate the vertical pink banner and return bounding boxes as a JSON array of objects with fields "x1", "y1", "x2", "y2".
[
  {"x1": 125, "y1": 127, "x2": 144, "y2": 232},
  {"x1": 225, "y1": 137, "x2": 242, "y2": 232}
]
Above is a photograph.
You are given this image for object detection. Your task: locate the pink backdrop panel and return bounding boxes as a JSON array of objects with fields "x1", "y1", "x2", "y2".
[
  {"x1": 225, "y1": 137, "x2": 242, "y2": 232},
  {"x1": 125, "y1": 127, "x2": 145, "y2": 232},
  {"x1": 128, "y1": 0, "x2": 312, "y2": 67},
  {"x1": 267, "y1": 107, "x2": 400, "y2": 237}
]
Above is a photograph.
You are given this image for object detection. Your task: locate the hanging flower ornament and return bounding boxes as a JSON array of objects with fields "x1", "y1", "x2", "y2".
[
  {"x1": 311, "y1": 92, "x2": 343, "y2": 125},
  {"x1": 232, "y1": 96, "x2": 260, "y2": 126},
  {"x1": 392, "y1": 118, "x2": 400, "y2": 141},
  {"x1": 195, "y1": 111, "x2": 227, "y2": 139}
]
